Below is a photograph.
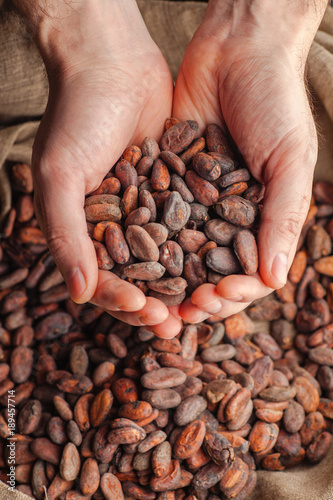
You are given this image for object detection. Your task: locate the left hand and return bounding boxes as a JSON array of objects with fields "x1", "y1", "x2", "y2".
[{"x1": 172, "y1": 0, "x2": 327, "y2": 323}]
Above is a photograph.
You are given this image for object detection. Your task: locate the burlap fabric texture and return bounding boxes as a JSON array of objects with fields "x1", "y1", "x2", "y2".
[{"x1": 0, "y1": 1, "x2": 333, "y2": 499}]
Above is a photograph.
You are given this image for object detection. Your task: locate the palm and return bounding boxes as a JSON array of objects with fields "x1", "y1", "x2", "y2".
[
  {"x1": 32, "y1": 48, "x2": 181, "y2": 337},
  {"x1": 173, "y1": 36, "x2": 317, "y2": 322}
]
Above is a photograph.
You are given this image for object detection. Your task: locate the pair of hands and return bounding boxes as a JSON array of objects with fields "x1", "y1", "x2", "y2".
[{"x1": 28, "y1": 0, "x2": 325, "y2": 338}]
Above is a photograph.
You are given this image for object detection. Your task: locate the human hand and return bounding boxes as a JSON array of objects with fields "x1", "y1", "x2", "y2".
[
  {"x1": 173, "y1": 0, "x2": 327, "y2": 323},
  {"x1": 19, "y1": 1, "x2": 181, "y2": 337}
]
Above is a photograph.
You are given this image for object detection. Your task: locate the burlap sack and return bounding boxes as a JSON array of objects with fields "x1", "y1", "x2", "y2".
[{"x1": 0, "y1": 2, "x2": 333, "y2": 499}]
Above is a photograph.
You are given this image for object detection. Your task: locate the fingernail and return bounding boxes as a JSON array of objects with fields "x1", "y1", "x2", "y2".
[
  {"x1": 194, "y1": 312, "x2": 211, "y2": 324},
  {"x1": 201, "y1": 299, "x2": 222, "y2": 314},
  {"x1": 69, "y1": 268, "x2": 87, "y2": 301},
  {"x1": 221, "y1": 294, "x2": 243, "y2": 302},
  {"x1": 137, "y1": 318, "x2": 148, "y2": 326},
  {"x1": 272, "y1": 253, "x2": 288, "y2": 287},
  {"x1": 138, "y1": 314, "x2": 155, "y2": 326}
]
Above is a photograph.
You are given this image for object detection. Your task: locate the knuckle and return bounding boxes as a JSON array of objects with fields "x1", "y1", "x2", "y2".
[
  {"x1": 46, "y1": 226, "x2": 73, "y2": 258},
  {"x1": 275, "y1": 212, "x2": 302, "y2": 244}
]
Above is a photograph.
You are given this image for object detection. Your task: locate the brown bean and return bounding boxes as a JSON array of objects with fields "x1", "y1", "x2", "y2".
[
  {"x1": 219, "y1": 457, "x2": 249, "y2": 498},
  {"x1": 192, "y1": 461, "x2": 232, "y2": 490},
  {"x1": 142, "y1": 223, "x2": 167, "y2": 247},
  {"x1": 157, "y1": 242, "x2": 184, "y2": 280},
  {"x1": 80, "y1": 458, "x2": 100, "y2": 496},
  {"x1": 206, "y1": 124, "x2": 233, "y2": 156},
  {"x1": 60, "y1": 443, "x2": 80, "y2": 481},
  {"x1": 259, "y1": 385, "x2": 297, "y2": 402},
  {"x1": 233, "y1": 229, "x2": 258, "y2": 275},
  {"x1": 193, "y1": 153, "x2": 221, "y2": 181},
  {"x1": 138, "y1": 430, "x2": 167, "y2": 453},
  {"x1": 151, "y1": 159, "x2": 171, "y2": 192},
  {"x1": 204, "y1": 431, "x2": 234, "y2": 465},
  {"x1": 119, "y1": 401, "x2": 152, "y2": 421},
  {"x1": 283, "y1": 401, "x2": 305, "y2": 433},
  {"x1": 275, "y1": 429, "x2": 302, "y2": 460},
  {"x1": 183, "y1": 253, "x2": 207, "y2": 294},
  {"x1": 31, "y1": 438, "x2": 62, "y2": 466},
  {"x1": 185, "y1": 170, "x2": 219, "y2": 207},
  {"x1": 126, "y1": 225, "x2": 159, "y2": 262},
  {"x1": 31, "y1": 460, "x2": 48, "y2": 499},
  {"x1": 160, "y1": 120, "x2": 198, "y2": 155},
  {"x1": 206, "y1": 247, "x2": 241, "y2": 275},
  {"x1": 173, "y1": 377, "x2": 203, "y2": 401},
  {"x1": 308, "y1": 347, "x2": 333, "y2": 366},
  {"x1": 162, "y1": 191, "x2": 190, "y2": 231},
  {"x1": 18, "y1": 399, "x2": 42, "y2": 434},
  {"x1": 201, "y1": 345, "x2": 236, "y2": 363},
  {"x1": 318, "y1": 398, "x2": 333, "y2": 419},
  {"x1": 159, "y1": 151, "x2": 186, "y2": 177},
  {"x1": 100, "y1": 473, "x2": 124, "y2": 500},
  {"x1": 152, "y1": 441, "x2": 172, "y2": 478},
  {"x1": 293, "y1": 376, "x2": 320, "y2": 413},
  {"x1": 47, "y1": 416, "x2": 67, "y2": 445},
  {"x1": 174, "y1": 395, "x2": 207, "y2": 426},
  {"x1": 142, "y1": 389, "x2": 181, "y2": 410},
  {"x1": 141, "y1": 137, "x2": 160, "y2": 160},
  {"x1": 85, "y1": 203, "x2": 121, "y2": 223},
  {"x1": 112, "y1": 378, "x2": 138, "y2": 404},
  {"x1": 150, "y1": 459, "x2": 182, "y2": 492},
  {"x1": 91, "y1": 177, "x2": 121, "y2": 196},
  {"x1": 215, "y1": 195, "x2": 258, "y2": 226},
  {"x1": 173, "y1": 420, "x2": 206, "y2": 460},
  {"x1": 141, "y1": 368, "x2": 186, "y2": 390},
  {"x1": 147, "y1": 277, "x2": 187, "y2": 296},
  {"x1": 47, "y1": 474, "x2": 74, "y2": 500},
  {"x1": 90, "y1": 389, "x2": 114, "y2": 428},
  {"x1": 10, "y1": 346, "x2": 33, "y2": 383},
  {"x1": 122, "y1": 262, "x2": 166, "y2": 281},
  {"x1": 306, "y1": 431, "x2": 332, "y2": 463},
  {"x1": 104, "y1": 223, "x2": 130, "y2": 265},
  {"x1": 123, "y1": 480, "x2": 156, "y2": 499},
  {"x1": 225, "y1": 388, "x2": 253, "y2": 431}
]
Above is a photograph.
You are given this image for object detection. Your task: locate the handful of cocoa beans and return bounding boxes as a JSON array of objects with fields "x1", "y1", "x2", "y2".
[
  {"x1": 1, "y1": 132, "x2": 333, "y2": 500},
  {"x1": 85, "y1": 118, "x2": 263, "y2": 305}
]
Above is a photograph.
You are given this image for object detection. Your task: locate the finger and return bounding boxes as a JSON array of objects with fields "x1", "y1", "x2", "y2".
[
  {"x1": 172, "y1": 42, "x2": 223, "y2": 132},
  {"x1": 34, "y1": 177, "x2": 98, "y2": 304},
  {"x1": 258, "y1": 145, "x2": 314, "y2": 289},
  {"x1": 209, "y1": 298, "x2": 252, "y2": 320},
  {"x1": 190, "y1": 275, "x2": 273, "y2": 316},
  {"x1": 102, "y1": 296, "x2": 169, "y2": 327},
  {"x1": 180, "y1": 295, "x2": 252, "y2": 324},
  {"x1": 216, "y1": 273, "x2": 274, "y2": 303},
  {"x1": 190, "y1": 284, "x2": 224, "y2": 315},
  {"x1": 168, "y1": 305, "x2": 182, "y2": 320},
  {"x1": 152, "y1": 311, "x2": 183, "y2": 339},
  {"x1": 90, "y1": 269, "x2": 146, "y2": 312},
  {"x1": 179, "y1": 298, "x2": 211, "y2": 324}
]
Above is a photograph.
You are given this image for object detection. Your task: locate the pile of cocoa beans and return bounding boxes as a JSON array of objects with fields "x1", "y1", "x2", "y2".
[
  {"x1": 1, "y1": 145, "x2": 333, "y2": 500},
  {"x1": 85, "y1": 118, "x2": 263, "y2": 305}
]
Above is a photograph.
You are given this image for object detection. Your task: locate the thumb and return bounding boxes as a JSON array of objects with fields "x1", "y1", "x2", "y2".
[
  {"x1": 258, "y1": 138, "x2": 316, "y2": 290},
  {"x1": 34, "y1": 176, "x2": 98, "y2": 303}
]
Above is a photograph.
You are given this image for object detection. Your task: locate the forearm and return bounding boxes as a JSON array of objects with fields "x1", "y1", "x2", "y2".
[{"x1": 199, "y1": 0, "x2": 328, "y2": 59}]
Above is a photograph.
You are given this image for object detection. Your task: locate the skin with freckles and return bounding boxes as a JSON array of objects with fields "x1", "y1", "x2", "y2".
[{"x1": 12, "y1": 0, "x2": 327, "y2": 337}]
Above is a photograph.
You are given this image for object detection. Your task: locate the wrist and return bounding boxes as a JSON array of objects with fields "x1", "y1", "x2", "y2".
[
  {"x1": 198, "y1": 0, "x2": 327, "y2": 65},
  {"x1": 13, "y1": 0, "x2": 151, "y2": 77}
]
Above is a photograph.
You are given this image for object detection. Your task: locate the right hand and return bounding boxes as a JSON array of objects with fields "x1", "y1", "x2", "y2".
[{"x1": 31, "y1": 1, "x2": 181, "y2": 337}]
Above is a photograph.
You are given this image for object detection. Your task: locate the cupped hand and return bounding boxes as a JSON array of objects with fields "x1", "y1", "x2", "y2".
[
  {"x1": 173, "y1": 0, "x2": 325, "y2": 323},
  {"x1": 31, "y1": 1, "x2": 181, "y2": 337}
]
